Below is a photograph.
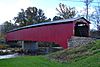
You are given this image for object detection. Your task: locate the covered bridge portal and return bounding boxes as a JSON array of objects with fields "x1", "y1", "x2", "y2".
[{"x1": 6, "y1": 17, "x2": 90, "y2": 49}]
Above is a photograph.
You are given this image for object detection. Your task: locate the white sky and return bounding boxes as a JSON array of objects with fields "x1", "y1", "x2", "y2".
[
  {"x1": 0, "y1": 0, "x2": 99, "y2": 29},
  {"x1": 0, "y1": 0, "x2": 32, "y2": 24}
]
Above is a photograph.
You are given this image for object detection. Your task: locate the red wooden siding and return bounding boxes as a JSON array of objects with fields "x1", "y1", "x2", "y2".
[{"x1": 6, "y1": 23, "x2": 74, "y2": 48}]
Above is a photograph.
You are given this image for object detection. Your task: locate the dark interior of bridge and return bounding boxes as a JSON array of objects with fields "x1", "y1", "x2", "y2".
[{"x1": 74, "y1": 22, "x2": 89, "y2": 37}]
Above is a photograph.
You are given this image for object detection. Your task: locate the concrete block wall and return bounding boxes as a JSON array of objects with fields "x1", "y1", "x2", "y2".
[{"x1": 21, "y1": 41, "x2": 38, "y2": 51}]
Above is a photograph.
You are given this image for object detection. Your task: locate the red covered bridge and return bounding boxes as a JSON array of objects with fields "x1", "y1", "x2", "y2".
[{"x1": 6, "y1": 17, "x2": 90, "y2": 49}]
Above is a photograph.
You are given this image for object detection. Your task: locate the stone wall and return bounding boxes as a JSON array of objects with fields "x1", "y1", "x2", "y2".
[{"x1": 68, "y1": 36, "x2": 95, "y2": 48}]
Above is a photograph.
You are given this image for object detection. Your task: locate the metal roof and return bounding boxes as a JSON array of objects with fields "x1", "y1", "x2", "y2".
[{"x1": 8, "y1": 17, "x2": 90, "y2": 32}]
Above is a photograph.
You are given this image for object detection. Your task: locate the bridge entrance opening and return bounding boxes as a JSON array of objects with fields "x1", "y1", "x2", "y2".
[{"x1": 74, "y1": 22, "x2": 89, "y2": 37}]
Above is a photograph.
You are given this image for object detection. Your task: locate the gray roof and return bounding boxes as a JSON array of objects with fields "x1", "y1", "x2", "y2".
[{"x1": 9, "y1": 17, "x2": 90, "y2": 32}]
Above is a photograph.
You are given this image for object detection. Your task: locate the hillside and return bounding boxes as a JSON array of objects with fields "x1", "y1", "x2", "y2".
[{"x1": 46, "y1": 40, "x2": 100, "y2": 63}]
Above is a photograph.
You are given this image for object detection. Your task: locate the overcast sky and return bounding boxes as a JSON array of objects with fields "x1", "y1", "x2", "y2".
[
  {"x1": 0, "y1": 0, "x2": 99, "y2": 28},
  {"x1": 0, "y1": 0, "x2": 81, "y2": 24}
]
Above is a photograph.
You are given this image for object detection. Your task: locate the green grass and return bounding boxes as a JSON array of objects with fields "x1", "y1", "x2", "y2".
[
  {"x1": 0, "y1": 40, "x2": 100, "y2": 67},
  {"x1": 66, "y1": 52, "x2": 100, "y2": 67},
  {"x1": 0, "y1": 56, "x2": 65, "y2": 67},
  {"x1": 0, "y1": 53, "x2": 99, "y2": 67}
]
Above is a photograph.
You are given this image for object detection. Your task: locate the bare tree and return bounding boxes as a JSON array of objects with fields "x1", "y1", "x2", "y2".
[
  {"x1": 61, "y1": 0, "x2": 93, "y2": 20},
  {"x1": 83, "y1": 0, "x2": 93, "y2": 19},
  {"x1": 91, "y1": 5, "x2": 100, "y2": 30},
  {"x1": 56, "y1": 3, "x2": 76, "y2": 19}
]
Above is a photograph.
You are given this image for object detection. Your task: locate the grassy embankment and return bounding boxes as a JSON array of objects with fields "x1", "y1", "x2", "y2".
[{"x1": 0, "y1": 40, "x2": 100, "y2": 67}]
